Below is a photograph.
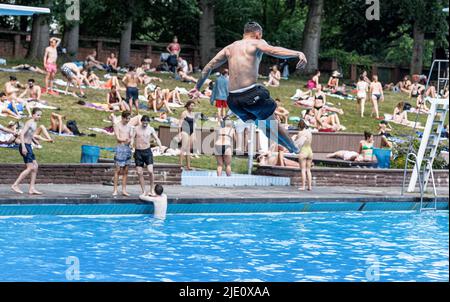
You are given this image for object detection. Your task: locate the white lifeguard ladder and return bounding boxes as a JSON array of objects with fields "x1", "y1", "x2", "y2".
[{"x1": 401, "y1": 59, "x2": 449, "y2": 212}]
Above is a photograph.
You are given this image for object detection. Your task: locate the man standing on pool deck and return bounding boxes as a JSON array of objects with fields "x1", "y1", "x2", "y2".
[
  {"x1": 43, "y1": 37, "x2": 61, "y2": 95},
  {"x1": 11, "y1": 108, "x2": 43, "y2": 195},
  {"x1": 122, "y1": 66, "x2": 140, "y2": 115},
  {"x1": 133, "y1": 115, "x2": 163, "y2": 196},
  {"x1": 189, "y1": 21, "x2": 307, "y2": 153},
  {"x1": 113, "y1": 111, "x2": 134, "y2": 197}
]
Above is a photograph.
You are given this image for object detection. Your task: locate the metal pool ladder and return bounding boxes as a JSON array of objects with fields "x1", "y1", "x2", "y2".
[{"x1": 401, "y1": 59, "x2": 449, "y2": 212}]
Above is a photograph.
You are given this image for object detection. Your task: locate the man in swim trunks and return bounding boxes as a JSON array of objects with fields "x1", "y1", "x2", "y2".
[
  {"x1": 60, "y1": 62, "x2": 86, "y2": 97},
  {"x1": 133, "y1": 115, "x2": 163, "y2": 196},
  {"x1": 189, "y1": 21, "x2": 307, "y2": 154},
  {"x1": 43, "y1": 37, "x2": 61, "y2": 94},
  {"x1": 113, "y1": 111, "x2": 133, "y2": 196},
  {"x1": 122, "y1": 65, "x2": 140, "y2": 115},
  {"x1": 11, "y1": 108, "x2": 43, "y2": 195}
]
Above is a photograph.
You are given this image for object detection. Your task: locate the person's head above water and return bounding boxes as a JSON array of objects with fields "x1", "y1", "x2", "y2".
[
  {"x1": 243, "y1": 21, "x2": 263, "y2": 39},
  {"x1": 154, "y1": 184, "x2": 164, "y2": 196}
]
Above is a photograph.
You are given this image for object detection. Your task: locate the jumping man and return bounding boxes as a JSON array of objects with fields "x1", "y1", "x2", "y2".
[{"x1": 189, "y1": 21, "x2": 307, "y2": 153}]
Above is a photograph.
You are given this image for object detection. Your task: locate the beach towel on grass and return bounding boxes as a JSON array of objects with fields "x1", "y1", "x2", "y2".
[
  {"x1": 82, "y1": 102, "x2": 110, "y2": 111},
  {"x1": 324, "y1": 92, "x2": 356, "y2": 101},
  {"x1": 0, "y1": 68, "x2": 20, "y2": 73},
  {"x1": 48, "y1": 131, "x2": 76, "y2": 137},
  {"x1": 0, "y1": 143, "x2": 19, "y2": 149},
  {"x1": 28, "y1": 101, "x2": 58, "y2": 110}
]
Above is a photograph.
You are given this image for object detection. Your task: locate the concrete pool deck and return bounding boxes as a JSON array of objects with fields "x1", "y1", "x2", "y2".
[{"x1": 0, "y1": 184, "x2": 448, "y2": 205}]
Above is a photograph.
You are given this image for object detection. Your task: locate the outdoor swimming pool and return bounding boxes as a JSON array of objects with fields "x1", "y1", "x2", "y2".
[{"x1": 0, "y1": 211, "x2": 448, "y2": 282}]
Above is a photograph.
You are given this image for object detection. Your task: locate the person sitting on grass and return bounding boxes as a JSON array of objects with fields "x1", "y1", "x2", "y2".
[
  {"x1": 106, "y1": 53, "x2": 118, "y2": 73},
  {"x1": 87, "y1": 70, "x2": 101, "y2": 88},
  {"x1": 85, "y1": 50, "x2": 105, "y2": 70},
  {"x1": 409, "y1": 75, "x2": 425, "y2": 100},
  {"x1": 106, "y1": 85, "x2": 129, "y2": 112},
  {"x1": 139, "y1": 184, "x2": 168, "y2": 220},
  {"x1": 416, "y1": 90, "x2": 429, "y2": 114},
  {"x1": 0, "y1": 92, "x2": 22, "y2": 120},
  {"x1": 162, "y1": 88, "x2": 183, "y2": 106},
  {"x1": 178, "y1": 56, "x2": 192, "y2": 74},
  {"x1": 49, "y1": 112, "x2": 73, "y2": 135},
  {"x1": 326, "y1": 70, "x2": 341, "y2": 92},
  {"x1": 147, "y1": 86, "x2": 173, "y2": 114},
  {"x1": 378, "y1": 120, "x2": 393, "y2": 149},
  {"x1": 398, "y1": 75, "x2": 412, "y2": 94},
  {"x1": 306, "y1": 70, "x2": 320, "y2": 90},
  {"x1": 18, "y1": 79, "x2": 46, "y2": 104},
  {"x1": 141, "y1": 56, "x2": 156, "y2": 73},
  {"x1": 264, "y1": 65, "x2": 281, "y2": 87},
  {"x1": 303, "y1": 108, "x2": 318, "y2": 129},
  {"x1": 274, "y1": 98, "x2": 290, "y2": 127},
  {"x1": 176, "y1": 67, "x2": 198, "y2": 83},
  {"x1": 0, "y1": 121, "x2": 19, "y2": 145},
  {"x1": 392, "y1": 101, "x2": 410, "y2": 125}
]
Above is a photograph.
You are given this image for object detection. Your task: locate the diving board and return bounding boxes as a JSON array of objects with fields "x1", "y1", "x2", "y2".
[{"x1": 0, "y1": 4, "x2": 50, "y2": 16}]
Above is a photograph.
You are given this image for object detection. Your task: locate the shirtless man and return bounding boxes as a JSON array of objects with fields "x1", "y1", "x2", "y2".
[
  {"x1": 86, "y1": 50, "x2": 105, "y2": 70},
  {"x1": 19, "y1": 79, "x2": 42, "y2": 102},
  {"x1": 5, "y1": 76, "x2": 21, "y2": 99},
  {"x1": 113, "y1": 111, "x2": 134, "y2": 196},
  {"x1": 189, "y1": 21, "x2": 307, "y2": 154},
  {"x1": 106, "y1": 53, "x2": 118, "y2": 73},
  {"x1": 60, "y1": 62, "x2": 85, "y2": 97},
  {"x1": 139, "y1": 184, "x2": 167, "y2": 220},
  {"x1": 11, "y1": 108, "x2": 43, "y2": 195},
  {"x1": 133, "y1": 115, "x2": 163, "y2": 196},
  {"x1": 122, "y1": 66, "x2": 140, "y2": 115},
  {"x1": 43, "y1": 37, "x2": 61, "y2": 94}
]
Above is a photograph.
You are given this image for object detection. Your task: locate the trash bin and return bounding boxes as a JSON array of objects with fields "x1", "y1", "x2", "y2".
[
  {"x1": 80, "y1": 145, "x2": 101, "y2": 163},
  {"x1": 373, "y1": 148, "x2": 391, "y2": 169}
]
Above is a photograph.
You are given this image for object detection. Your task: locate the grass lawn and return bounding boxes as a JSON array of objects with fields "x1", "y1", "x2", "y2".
[{"x1": 0, "y1": 60, "x2": 439, "y2": 173}]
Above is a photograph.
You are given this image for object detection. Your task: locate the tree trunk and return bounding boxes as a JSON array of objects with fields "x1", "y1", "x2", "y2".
[
  {"x1": 301, "y1": 0, "x2": 324, "y2": 74},
  {"x1": 63, "y1": 22, "x2": 80, "y2": 60},
  {"x1": 410, "y1": 21, "x2": 425, "y2": 75},
  {"x1": 26, "y1": 14, "x2": 42, "y2": 60},
  {"x1": 119, "y1": 19, "x2": 133, "y2": 66},
  {"x1": 37, "y1": 20, "x2": 50, "y2": 59},
  {"x1": 199, "y1": 0, "x2": 216, "y2": 67}
]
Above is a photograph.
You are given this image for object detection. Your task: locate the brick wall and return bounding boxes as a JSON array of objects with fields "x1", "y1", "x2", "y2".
[
  {"x1": 255, "y1": 165, "x2": 450, "y2": 187},
  {"x1": 0, "y1": 163, "x2": 181, "y2": 185}
]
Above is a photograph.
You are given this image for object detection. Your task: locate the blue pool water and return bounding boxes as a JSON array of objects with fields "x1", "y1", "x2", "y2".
[{"x1": 0, "y1": 211, "x2": 448, "y2": 282}]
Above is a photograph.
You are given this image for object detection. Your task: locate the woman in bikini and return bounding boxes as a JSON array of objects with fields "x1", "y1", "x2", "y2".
[
  {"x1": 369, "y1": 75, "x2": 383, "y2": 119},
  {"x1": 358, "y1": 131, "x2": 375, "y2": 162},
  {"x1": 214, "y1": 118, "x2": 235, "y2": 176},
  {"x1": 393, "y1": 102, "x2": 409, "y2": 125},
  {"x1": 356, "y1": 75, "x2": 369, "y2": 117}
]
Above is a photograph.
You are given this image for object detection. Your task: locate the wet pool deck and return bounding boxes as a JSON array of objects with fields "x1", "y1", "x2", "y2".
[{"x1": 0, "y1": 184, "x2": 448, "y2": 205}]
